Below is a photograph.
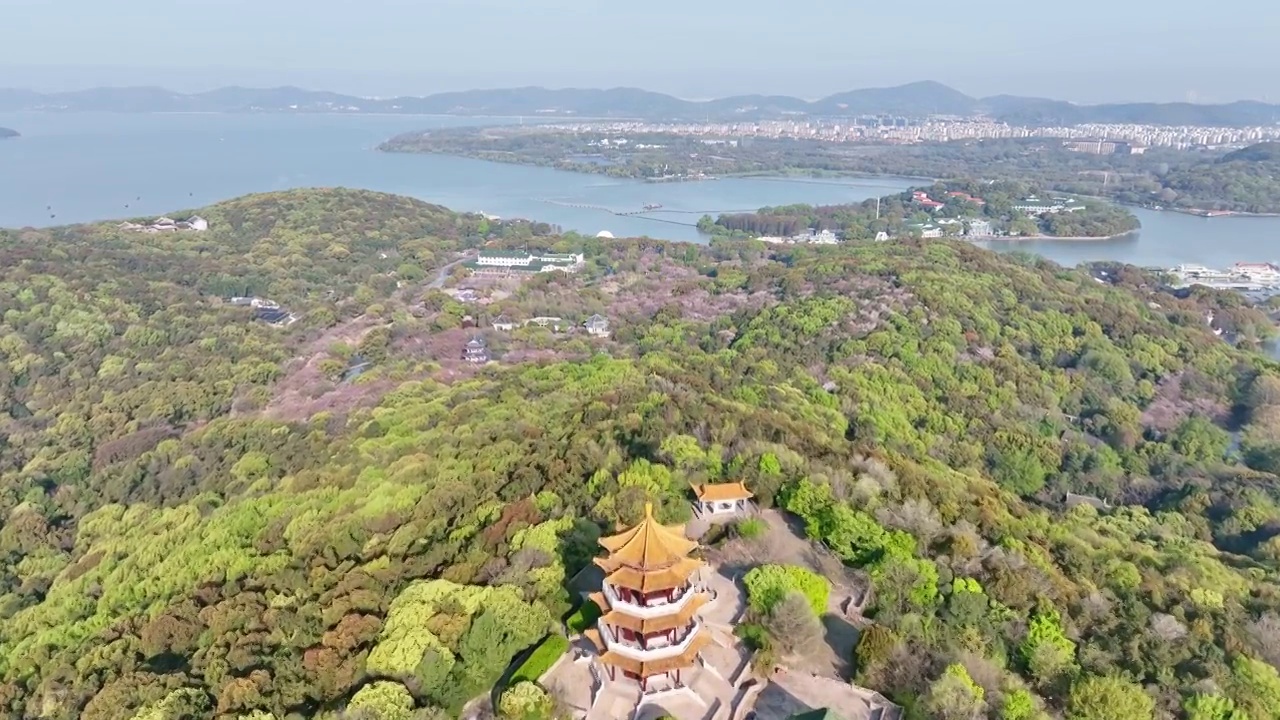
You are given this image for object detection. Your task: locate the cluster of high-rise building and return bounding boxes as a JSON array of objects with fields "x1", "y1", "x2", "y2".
[{"x1": 545, "y1": 117, "x2": 1280, "y2": 150}]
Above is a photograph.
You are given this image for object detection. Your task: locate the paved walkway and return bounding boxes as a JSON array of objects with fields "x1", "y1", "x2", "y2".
[
  {"x1": 706, "y1": 509, "x2": 867, "y2": 680},
  {"x1": 753, "y1": 668, "x2": 900, "y2": 720}
]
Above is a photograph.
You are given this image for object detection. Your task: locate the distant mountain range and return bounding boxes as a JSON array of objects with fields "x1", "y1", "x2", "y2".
[{"x1": 2, "y1": 81, "x2": 1278, "y2": 126}]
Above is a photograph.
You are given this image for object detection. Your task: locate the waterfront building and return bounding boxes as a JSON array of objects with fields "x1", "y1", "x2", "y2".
[
  {"x1": 585, "y1": 503, "x2": 712, "y2": 692},
  {"x1": 906, "y1": 223, "x2": 944, "y2": 239},
  {"x1": 1169, "y1": 263, "x2": 1280, "y2": 292},
  {"x1": 1235, "y1": 262, "x2": 1280, "y2": 284},
  {"x1": 966, "y1": 219, "x2": 994, "y2": 237},
  {"x1": 1012, "y1": 197, "x2": 1086, "y2": 215},
  {"x1": 756, "y1": 228, "x2": 840, "y2": 245}
]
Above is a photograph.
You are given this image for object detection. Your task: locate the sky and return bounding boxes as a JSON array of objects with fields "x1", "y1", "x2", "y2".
[{"x1": 2, "y1": 0, "x2": 1277, "y2": 104}]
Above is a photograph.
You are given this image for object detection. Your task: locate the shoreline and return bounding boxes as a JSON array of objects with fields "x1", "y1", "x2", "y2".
[
  {"x1": 1161, "y1": 207, "x2": 1280, "y2": 219},
  {"x1": 1073, "y1": 195, "x2": 1280, "y2": 220},
  {"x1": 975, "y1": 231, "x2": 1139, "y2": 243}
]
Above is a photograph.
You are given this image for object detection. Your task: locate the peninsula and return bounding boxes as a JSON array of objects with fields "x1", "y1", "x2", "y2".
[
  {"x1": 701, "y1": 180, "x2": 1140, "y2": 242},
  {"x1": 383, "y1": 125, "x2": 1280, "y2": 214}
]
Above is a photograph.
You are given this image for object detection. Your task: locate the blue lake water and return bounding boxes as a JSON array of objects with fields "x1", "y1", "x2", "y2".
[
  {"x1": 0, "y1": 112, "x2": 910, "y2": 242},
  {"x1": 2, "y1": 111, "x2": 1279, "y2": 266}
]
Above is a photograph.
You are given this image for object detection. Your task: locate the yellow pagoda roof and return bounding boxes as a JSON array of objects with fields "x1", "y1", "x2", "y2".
[
  {"x1": 595, "y1": 632, "x2": 712, "y2": 678},
  {"x1": 589, "y1": 591, "x2": 711, "y2": 635},
  {"x1": 690, "y1": 481, "x2": 753, "y2": 503},
  {"x1": 597, "y1": 503, "x2": 698, "y2": 569},
  {"x1": 593, "y1": 555, "x2": 704, "y2": 592}
]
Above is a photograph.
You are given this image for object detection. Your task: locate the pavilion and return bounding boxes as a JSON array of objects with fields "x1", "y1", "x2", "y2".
[{"x1": 690, "y1": 482, "x2": 754, "y2": 517}]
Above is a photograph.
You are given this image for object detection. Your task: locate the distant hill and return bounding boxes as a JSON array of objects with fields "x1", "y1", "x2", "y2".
[
  {"x1": 1219, "y1": 141, "x2": 1280, "y2": 163},
  {"x1": 981, "y1": 96, "x2": 1280, "y2": 127},
  {"x1": 0, "y1": 127, "x2": 17, "y2": 139},
  {"x1": 1, "y1": 82, "x2": 1278, "y2": 125},
  {"x1": 814, "y1": 80, "x2": 980, "y2": 116}
]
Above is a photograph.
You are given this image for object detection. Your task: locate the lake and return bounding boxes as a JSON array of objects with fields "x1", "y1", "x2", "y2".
[
  {"x1": 2, "y1": 112, "x2": 1279, "y2": 267},
  {"x1": 0, "y1": 112, "x2": 911, "y2": 242}
]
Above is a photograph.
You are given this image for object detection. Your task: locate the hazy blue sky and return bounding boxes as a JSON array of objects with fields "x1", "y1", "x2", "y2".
[{"x1": 3, "y1": 0, "x2": 1277, "y2": 103}]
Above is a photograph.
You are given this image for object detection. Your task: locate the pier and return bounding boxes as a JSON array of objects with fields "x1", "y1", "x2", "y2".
[{"x1": 535, "y1": 200, "x2": 760, "y2": 228}]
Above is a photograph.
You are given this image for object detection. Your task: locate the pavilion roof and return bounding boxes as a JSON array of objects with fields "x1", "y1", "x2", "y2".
[
  {"x1": 597, "y1": 503, "x2": 698, "y2": 570},
  {"x1": 690, "y1": 481, "x2": 754, "y2": 503},
  {"x1": 593, "y1": 555, "x2": 704, "y2": 592}
]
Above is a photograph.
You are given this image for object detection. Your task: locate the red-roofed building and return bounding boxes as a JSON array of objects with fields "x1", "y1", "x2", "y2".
[
  {"x1": 946, "y1": 191, "x2": 987, "y2": 206},
  {"x1": 912, "y1": 191, "x2": 945, "y2": 210}
]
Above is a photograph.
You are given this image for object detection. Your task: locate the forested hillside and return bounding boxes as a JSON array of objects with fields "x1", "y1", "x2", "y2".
[
  {"x1": 1, "y1": 190, "x2": 1279, "y2": 720},
  {"x1": 1155, "y1": 143, "x2": 1280, "y2": 214}
]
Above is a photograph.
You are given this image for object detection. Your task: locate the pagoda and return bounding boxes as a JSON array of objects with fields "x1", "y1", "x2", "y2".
[{"x1": 585, "y1": 503, "x2": 712, "y2": 691}]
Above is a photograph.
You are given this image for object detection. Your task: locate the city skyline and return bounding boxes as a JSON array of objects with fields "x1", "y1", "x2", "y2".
[{"x1": 2, "y1": 0, "x2": 1278, "y2": 104}]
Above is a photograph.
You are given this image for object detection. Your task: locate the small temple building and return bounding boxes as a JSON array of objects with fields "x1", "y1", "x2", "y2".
[
  {"x1": 691, "y1": 481, "x2": 754, "y2": 517},
  {"x1": 585, "y1": 503, "x2": 711, "y2": 692},
  {"x1": 463, "y1": 336, "x2": 488, "y2": 364}
]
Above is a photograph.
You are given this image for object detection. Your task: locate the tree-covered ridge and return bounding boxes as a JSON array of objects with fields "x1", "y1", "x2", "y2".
[
  {"x1": 0, "y1": 189, "x2": 480, "y2": 509},
  {"x1": 0, "y1": 190, "x2": 1278, "y2": 719},
  {"x1": 1155, "y1": 144, "x2": 1280, "y2": 214}
]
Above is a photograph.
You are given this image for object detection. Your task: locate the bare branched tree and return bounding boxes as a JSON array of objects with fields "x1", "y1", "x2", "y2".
[
  {"x1": 1249, "y1": 613, "x2": 1280, "y2": 668},
  {"x1": 1149, "y1": 613, "x2": 1188, "y2": 642},
  {"x1": 876, "y1": 498, "x2": 943, "y2": 546},
  {"x1": 763, "y1": 591, "x2": 824, "y2": 658}
]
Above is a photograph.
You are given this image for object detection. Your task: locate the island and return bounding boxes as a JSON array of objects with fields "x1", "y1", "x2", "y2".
[
  {"x1": 0, "y1": 127, "x2": 18, "y2": 139},
  {"x1": 700, "y1": 180, "x2": 1141, "y2": 242},
  {"x1": 379, "y1": 126, "x2": 747, "y2": 181},
  {"x1": 0, "y1": 188, "x2": 1277, "y2": 720}
]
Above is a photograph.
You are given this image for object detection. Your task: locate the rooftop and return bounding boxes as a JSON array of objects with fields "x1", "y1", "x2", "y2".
[
  {"x1": 597, "y1": 503, "x2": 698, "y2": 570},
  {"x1": 585, "y1": 630, "x2": 713, "y2": 679},
  {"x1": 599, "y1": 556, "x2": 704, "y2": 593},
  {"x1": 691, "y1": 481, "x2": 754, "y2": 503}
]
